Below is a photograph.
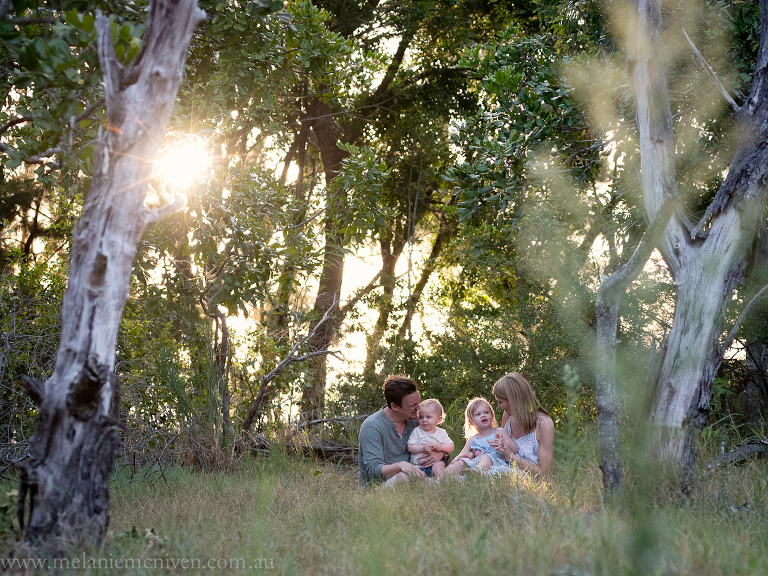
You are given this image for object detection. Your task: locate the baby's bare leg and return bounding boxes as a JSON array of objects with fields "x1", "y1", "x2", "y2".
[
  {"x1": 475, "y1": 454, "x2": 493, "y2": 471},
  {"x1": 442, "y1": 458, "x2": 467, "y2": 477},
  {"x1": 431, "y1": 460, "x2": 446, "y2": 478}
]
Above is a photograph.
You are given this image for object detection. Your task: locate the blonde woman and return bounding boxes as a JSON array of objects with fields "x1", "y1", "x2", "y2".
[{"x1": 487, "y1": 372, "x2": 554, "y2": 473}]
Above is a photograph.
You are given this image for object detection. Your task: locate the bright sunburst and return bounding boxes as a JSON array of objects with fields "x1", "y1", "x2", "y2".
[{"x1": 155, "y1": 137, "x2": 210, "y2": 189}]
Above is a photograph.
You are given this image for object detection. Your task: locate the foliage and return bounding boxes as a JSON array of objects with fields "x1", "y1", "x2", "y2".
[{"x1": 1, "y1": 0, "x2": 767, "y2": 491}]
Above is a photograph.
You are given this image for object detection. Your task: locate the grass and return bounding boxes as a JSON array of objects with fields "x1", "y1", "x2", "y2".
[{"x1": 2, "y1": 438, "x2": 768, "y2": 575}]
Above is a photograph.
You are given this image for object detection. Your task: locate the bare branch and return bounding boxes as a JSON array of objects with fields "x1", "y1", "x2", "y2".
[
  {"x1": 9, "y1": 17, "x2": 60, "y2": 24},
  {"x1": 721, "y1": 282, "x2": 768, "y2": 353},
  {"x1": 143, "y1": 195, "x2": 188, "y2": 228},
  {"x1": 298, "y1": 415, "x2": 369, "y2": 430},
  {"x1": 71, "y1": 97, "x2": 106, "y2": 126},
  {"x1": 20, "y1": 375, "x2": 43, "y2": 406},
  {"x1": 598, "y1": 195, "x2": 677, "y2": 299},
  {"x1": 277, "y1": 208, "x2": 325, "y2": 231},
  {"x1": 241, "y1": 298, "x2": 341, "y2": 431},
  {"x1": 338, "y1": 270, "x2": 383, "y2": 317},
  {"x1": 682, "y1": 28, "x2": 739, "y2": 113},
  {"x1": 0, "y1": 142, "x2": 61, "y2": 166},
  {"x1": 707, "y1": 439, "x2": 768, "y2": 469},
  {"x1": 0, "y1": 116, "x2": 32, "y2": 136},
  {"x1": 25, "y1": 146, "x2": 61, "y2": 164}
]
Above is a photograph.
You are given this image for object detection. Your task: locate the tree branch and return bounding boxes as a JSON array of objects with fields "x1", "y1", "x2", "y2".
[
  {"x1": 369, "y1": 28, "x2": 416, "y2": 103},
  {"x1": 599, "y1": 196, "x2": 677, "y2": 299},
  {"x1": 721, "y1": 282, "x2": 768, "y2": 354},
  {"x1": 682, "y1": 28, "x2": 739, "y2": 113},
  {"x1": 143, "y1": 195, "x2": 188, "y2": 229},
  {"x1": 338, "y1": 270, "x2": 383, "y2": 317},
  {"x1": 242, "y1": 298, "x2": 341, "y2": 431},
  {"x1": 20, "y1": 375, "x2": 43, "y2": 406},
  {"x1": 0, "y1": 116, "x2": 32, "y2": 136}
]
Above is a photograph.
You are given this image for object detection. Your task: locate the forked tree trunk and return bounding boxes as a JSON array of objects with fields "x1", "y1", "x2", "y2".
[
  {"x1": 16, "y1": 0, "x2": 204, "y2": 550},
  {"x1": 631, "y1": 0, "x2": 768, "y2": 470}
]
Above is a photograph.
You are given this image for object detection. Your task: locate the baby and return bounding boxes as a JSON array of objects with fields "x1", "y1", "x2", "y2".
[
  {"x1": 442, "y1": 397, "x2": 518, "y2": 477},
  {"x1": 407, "y1": 399, "x2": 454, "y2": 478}
]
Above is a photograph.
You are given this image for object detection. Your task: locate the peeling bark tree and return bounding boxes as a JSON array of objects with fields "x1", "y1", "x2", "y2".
[
  {"x1": 15, "y1": 0, "x2": 204, "y2": 549},
  {"x1": 631, "y1": 0, "x2": 768, "y2": 471},
  {"x1": 595, "y1": 199, "x2": 674, "y2": 494}
]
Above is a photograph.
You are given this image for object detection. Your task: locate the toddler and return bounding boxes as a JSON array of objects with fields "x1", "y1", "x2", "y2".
[
  {"x1": 443, "y1": 397, "x2": 518, "y2": 476},
  {"x1": 407, "y1": 399, "x2": 454, "y2": 478}
]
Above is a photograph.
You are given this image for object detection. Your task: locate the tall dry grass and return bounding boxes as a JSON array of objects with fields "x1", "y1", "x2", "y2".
[
  {"x1": 2, "y1": 433, "x2": 767, "y2": 575},
  {"x1": 105, "y1": 447, "x2": 768, "y2": 575}
]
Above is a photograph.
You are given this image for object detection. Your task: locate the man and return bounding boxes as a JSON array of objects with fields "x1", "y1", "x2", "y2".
[{"x1": 357, "y1": 374, "x2": 447, "y2": 486}]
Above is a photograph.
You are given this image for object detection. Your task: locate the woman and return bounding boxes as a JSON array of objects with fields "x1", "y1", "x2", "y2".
[{"x1": 488, "y1": 372, "x2": 554, "y2": 474}]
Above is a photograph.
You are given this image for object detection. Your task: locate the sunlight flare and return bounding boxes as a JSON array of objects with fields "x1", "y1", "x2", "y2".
[{"x1": 155, "y1": 137, "x2": 211, "y2": 189}]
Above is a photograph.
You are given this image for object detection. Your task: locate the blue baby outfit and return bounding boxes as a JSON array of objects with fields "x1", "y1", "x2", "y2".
[{"x1": 459, "y1": 431, "x2": 508, "y2": 469}]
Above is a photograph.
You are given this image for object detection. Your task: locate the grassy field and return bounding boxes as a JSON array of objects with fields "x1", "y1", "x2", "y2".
[{"x1": 3, "y1": 441, "x2": 768, "y2": 575}]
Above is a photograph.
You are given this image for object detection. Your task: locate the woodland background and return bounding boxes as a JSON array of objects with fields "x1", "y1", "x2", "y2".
[{"x1": 2, "y1": 0, "x2": 768, "y2": 523}]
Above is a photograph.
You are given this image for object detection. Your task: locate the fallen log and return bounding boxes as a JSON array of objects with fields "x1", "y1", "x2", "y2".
[{"x1": 706, "y1": 439, "x2": 768, "y2": 469}]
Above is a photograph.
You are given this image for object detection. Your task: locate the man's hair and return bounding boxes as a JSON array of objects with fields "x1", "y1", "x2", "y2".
[{"x1": 383, "y1": 374, "x2": 418, "y2": 409}]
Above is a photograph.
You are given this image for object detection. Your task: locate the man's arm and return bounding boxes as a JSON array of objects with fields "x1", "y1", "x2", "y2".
[
  {"x1": 381, "y1": 460, "x2": 426, "y2": 479},
  {"x1": 359, "y1": 423, "x2": 388, "y2": 482},
  {"x1": 360, "y1": 419, "x2": 426, "y2": 481}
]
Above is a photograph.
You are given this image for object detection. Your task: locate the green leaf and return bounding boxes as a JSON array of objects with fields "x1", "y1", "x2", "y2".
[{"x1": 0, "y1": 19, "x2": 19, "y2": 40}]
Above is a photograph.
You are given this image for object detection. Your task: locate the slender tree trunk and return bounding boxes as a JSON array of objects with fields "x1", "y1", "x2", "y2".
[
  {"x1": 302, "y1": 97, "x2": 348, "y2": 415},
  {"x1": 595, "y1": 199, "x2": 674, "y2": 494},
  {"x1": 15, "y1": 0, "x2": 203, "y2": 550},
  {"x1": 397, "y1": 221, "x2": 454, "y2": 341},
  {"x1": 363, "y1": 237, "x2": 407, "y2": 382},
  {"x1": 214, "y1": 309, "x2": 231, "y2": 449},
  {"x1": 274, "y1": 121, "x2": 310, "y2": 332}
]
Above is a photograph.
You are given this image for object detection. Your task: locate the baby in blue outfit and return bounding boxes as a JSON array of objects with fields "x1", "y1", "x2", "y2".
[{"x1": 442, "y1": 397, "x2": 518, "y2": 477}]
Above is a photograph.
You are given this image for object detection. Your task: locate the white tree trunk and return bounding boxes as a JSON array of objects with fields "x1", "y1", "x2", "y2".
[
  {"x1": 16, "y1": 0, "x2": 204, "y2": 550},
  {"x1": 632, "y1": 0, "x2": 768, "y2": 468}
]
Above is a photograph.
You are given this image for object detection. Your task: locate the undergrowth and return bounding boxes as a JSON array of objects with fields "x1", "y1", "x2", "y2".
[{"x1": 2, "y1": 439, "x2": 767, "y2": 575}]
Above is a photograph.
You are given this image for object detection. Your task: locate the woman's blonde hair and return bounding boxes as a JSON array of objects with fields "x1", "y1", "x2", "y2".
[
  {"x1": 492, "y1": 372, "x2": 546, "y2": 434},
  {"x1": 419, "y1": 399, "x2": 445, "y2": 424},
  {"x1": 463, "y1": 397, "x2": 498, "y2": 439}
]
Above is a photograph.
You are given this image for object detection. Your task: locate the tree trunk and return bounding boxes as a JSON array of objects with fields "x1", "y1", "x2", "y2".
[
  {"x1": 214, "y1": 309, "x2": 231, "y2": 449},
  {"x1": 397, "y1": 221, "x2": 454, "y2": 341},
  {"x1": 302, "y1": 97, "x2": 348, "y2": 415},
  {"x1": 594, "y1": 199, "x2": 674, "y2": 495},
  {"x1": 650, "y1": 210, "x2": 766, "y2": 468},
  {"x1": 363, "y1": 236, "x2": 407, "y2": 383},
  {"x1": 300, "y1": 26, "x2": 417, "y2": 414},
  {"x1": 15, "y1": 0, "x2": 204, "y2": 550},
  {"x1": 632, "y1": 0, "x2": 768, "y2": 469}
]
